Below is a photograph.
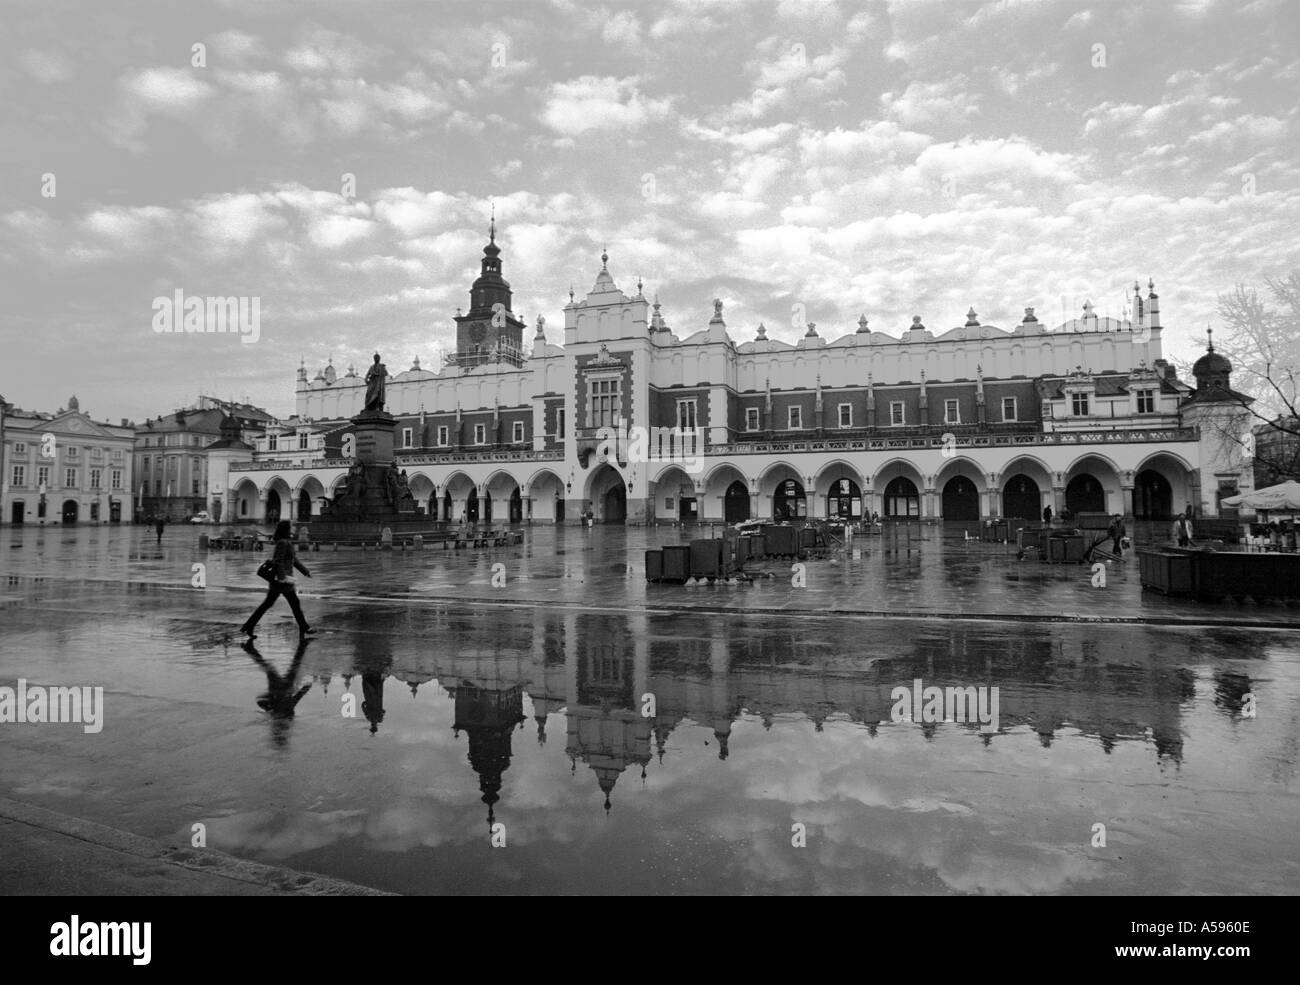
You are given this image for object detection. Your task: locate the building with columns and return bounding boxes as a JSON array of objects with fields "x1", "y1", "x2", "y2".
[{"x1": 220, "y1": 224, "x2": 1254, "y2": 530}]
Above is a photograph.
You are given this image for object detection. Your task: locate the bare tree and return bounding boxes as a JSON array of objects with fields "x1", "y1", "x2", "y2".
[{"x1": 1214, "y1": 273, "x2": 1300, "y2": 483}]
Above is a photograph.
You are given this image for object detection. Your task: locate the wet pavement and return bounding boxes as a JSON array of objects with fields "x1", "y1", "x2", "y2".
[{"x1": 2, "y1": 523, "x2": 1298, "y2": 894}]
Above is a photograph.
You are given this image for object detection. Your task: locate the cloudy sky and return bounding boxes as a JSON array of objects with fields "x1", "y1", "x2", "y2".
[{"x1": 2, "y1": 0, "x2": 1298, "y2": 423}]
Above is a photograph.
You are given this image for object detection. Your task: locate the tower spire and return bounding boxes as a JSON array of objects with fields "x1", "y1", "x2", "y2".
[
  {"x1": 1206, "y1": 325, "x2": 1214, "y2": 352},
  {"x1": 489, "y1": 203, "x2": 495, "y2": 243}
]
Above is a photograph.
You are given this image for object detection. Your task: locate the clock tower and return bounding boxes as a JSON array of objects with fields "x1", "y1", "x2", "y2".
[{"x1": 453, "y1": 211, "x2": 525, "y2": 367}]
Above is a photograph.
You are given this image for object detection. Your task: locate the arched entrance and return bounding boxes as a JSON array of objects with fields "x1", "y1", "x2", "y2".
[
  {"x1": 90, "y1": 501, "x2": 100, "y2": 522},
  {"x1": 465, "y1": 486, "x2": 479, "y2": 524},
  {"x1": 298, "y1": 489, "x2": 312, "y2": 521},
  {"x1": 883, "y1": 477, "x2": 919, "y2": 517},
  {"x1": 1065, "y1": 473, "x2": 1104, "y2": 514},
  {"x1": 265, "y1": 489, "x2": 281, "y2": 524},
  {"x1": 826, "y1": 478, "x2": 862, "y2": 520},
  {"x1": 11, "y1": 500, "x2": 24, "y2": 524},
  {"x1": 484, "y1": 492, "x2": 494, "y2": 523},
  {"x1": 603, "y1": 484, "x2": 627, "y2": 523},
  {"x1": 942, "y1": 475, "x2": 979, "y2": 520},
  {"x1": 587, "y1": 464, "x2": 627, "y2": 524},
  {"x1": 1134, "y1": 469, "x2": 1173, "y2": 519},
  {"x1": 773, "y1": 479, "x2": 806, "y2": 520},
  {"x1": 1002, "y1": 474, "x2": 1041, "y2": 522},
  {"x1": 509, "y1": 488, "x2": 522, "y2": 523},
  {"x1": 61, "y1": 499, "x2": 78, "y2": 524},
  {"x1": 724, "y1": 480, "x2": 750, "y2": 523}
]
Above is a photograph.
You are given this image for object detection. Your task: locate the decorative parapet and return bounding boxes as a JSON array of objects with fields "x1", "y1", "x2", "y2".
[
  {"x1": 710, "y1": 427, "x2": 1197, "y2": 456},
  {"x1": 397, "y1": 449, "x2": 563, "y2": 465}
]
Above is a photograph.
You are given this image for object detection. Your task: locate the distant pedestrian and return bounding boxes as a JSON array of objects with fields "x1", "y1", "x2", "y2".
[
  {"x1": 1171, "y1": 512, "x2": 1193, "y2": 547},
  {"x1": 155, "y1": 516, "x2": 166, "y2": 544},
  {"x1": 1042, "y1": 504, "x2": 1053, "y2": 527},
  {"x1": 240, "y1": 519, "x2": 314, "y2": 637}
]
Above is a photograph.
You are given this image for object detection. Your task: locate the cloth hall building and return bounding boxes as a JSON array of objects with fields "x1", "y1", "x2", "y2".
[{"x1": 220, "y1": 224, "x2": 1253, "y2": 531}]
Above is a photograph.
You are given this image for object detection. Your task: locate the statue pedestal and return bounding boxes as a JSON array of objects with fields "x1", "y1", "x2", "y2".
[
  {"x1": 350, "y1": 410, "x2": 396, "y2": 466},
  {"x1": 308, "y1": 409, "x2": 427, "y2": 540}
]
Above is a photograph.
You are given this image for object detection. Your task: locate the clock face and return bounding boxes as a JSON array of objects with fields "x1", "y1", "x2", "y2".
[{"x1": 468, "y1": 322, "x2": 487, "y2": 344}]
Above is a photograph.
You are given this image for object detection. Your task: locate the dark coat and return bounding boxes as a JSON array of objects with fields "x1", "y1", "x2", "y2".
[{"x1": 271, "y1": 537, "x2": 310, "y2": 581}]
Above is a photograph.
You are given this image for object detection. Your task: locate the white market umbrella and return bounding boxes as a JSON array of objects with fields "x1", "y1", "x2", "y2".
[{"x1": 1221, "y1": 480, "x2": 1300, "y2": 511}]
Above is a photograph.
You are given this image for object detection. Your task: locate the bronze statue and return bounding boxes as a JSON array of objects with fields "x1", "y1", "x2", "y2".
[
  {"x1": 364, "y1": 353, "x2": 387, "y2": 412},
  {"x1": 335, "y1": 462, "x2": 367, "y2": 517}
]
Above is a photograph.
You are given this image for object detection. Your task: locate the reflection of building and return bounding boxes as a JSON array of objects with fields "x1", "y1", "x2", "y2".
[
  {"x1": 300, "y1": 606, "x2": 1234, "y2": 815},
  {"x1": 1, "y1": 395, "x2": 135, "y2": 525},
  {"x1": 221, "y1": 227, "x2": 1256, "y2": 528},
  {"x1": 451, "y1": 682, "x2": 525, "y2": 826},
  {"x1": 567, "y1": 615, "x2": 651, "y2": 812}
]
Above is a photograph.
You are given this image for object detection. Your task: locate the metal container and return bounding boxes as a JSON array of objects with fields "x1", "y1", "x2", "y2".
[
  {"x1": 690, "y1": 538, "x2": 725, "y2": 579},
  {"x1": 662, "y1": 545, "x2": 691, "y2": 582},
  {"x1": 645, "y1": 549, "x2": 663, "y2": 581},
  {"x1": 766, "y1": 525, "x2": 798, "y2": 556}
]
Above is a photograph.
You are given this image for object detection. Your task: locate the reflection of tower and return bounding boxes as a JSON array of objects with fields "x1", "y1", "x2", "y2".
[{"x1": 452, "y1": 682, "x2": 525, "y2": 827}]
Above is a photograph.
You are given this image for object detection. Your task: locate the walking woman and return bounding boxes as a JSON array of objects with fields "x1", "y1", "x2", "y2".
[{"x1": 240, "y1": 520, "x2": 314, "y2": 637}]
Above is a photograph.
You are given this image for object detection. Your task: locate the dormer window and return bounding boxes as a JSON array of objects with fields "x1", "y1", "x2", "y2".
[{"x1": 1071, "y1": 393, "x2": 1090, "y2": 416}]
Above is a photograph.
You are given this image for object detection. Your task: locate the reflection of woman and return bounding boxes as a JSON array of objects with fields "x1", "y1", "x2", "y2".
[
  {"x1": 242, "y1": 637, "x2": 313, "y2": 748},
  {"x1": 240, "y1": 520, "x2": 314, "y2": 636}
]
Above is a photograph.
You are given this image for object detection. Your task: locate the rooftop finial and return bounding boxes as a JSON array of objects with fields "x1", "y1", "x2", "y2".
[
  {"x1": 601, "y1": 246, "x2": 608, "y2": 269},
  {"x1": 489, "y1": 203, "x2": 496, "y2": 243},
  {"x1": 1207, "y1": 325, "x2": 1214, "y2": 353}
]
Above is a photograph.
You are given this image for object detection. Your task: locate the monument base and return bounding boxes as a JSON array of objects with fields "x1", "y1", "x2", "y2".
[{"x1": 311, "y1": 409, "x2": 425, "y2": 539}]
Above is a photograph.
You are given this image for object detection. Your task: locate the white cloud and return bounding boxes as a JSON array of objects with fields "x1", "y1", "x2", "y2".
[
  {"x1": 122, "y1": 68, "x2": 215, "y2": 111},
  {"x1": 540, "y1": 75, "x2": 670, "y2": 135}
]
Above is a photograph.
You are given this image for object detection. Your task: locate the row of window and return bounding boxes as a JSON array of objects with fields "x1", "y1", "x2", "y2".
[
  {"x1": 139, "y1": 434, "x2": 207, "y2": 447},
  {"x1": 9, "y1": 443, "x2": 125, "y2": 461},
  {"x1": 264, "y1": 433, "x2": 313, "y2": 451},
  {"x1": 142, "y1": 480, "x2": 200, "y2": 495},
  {"x1": 743, "y1": 397, "x2": 1020, "y2": 431},
  {"x1": 1064, "y1": 389, "x2": 1158, "y2": 416},
  {"x1": 11, "y1": 466, "x2": 125, "y2": 489},
  {"x1": 140, "y1": 456, "x2": 203, "y2": 473},
  {"x1": 401, "y1": 421, "x2": 530, "y2": 448}
]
